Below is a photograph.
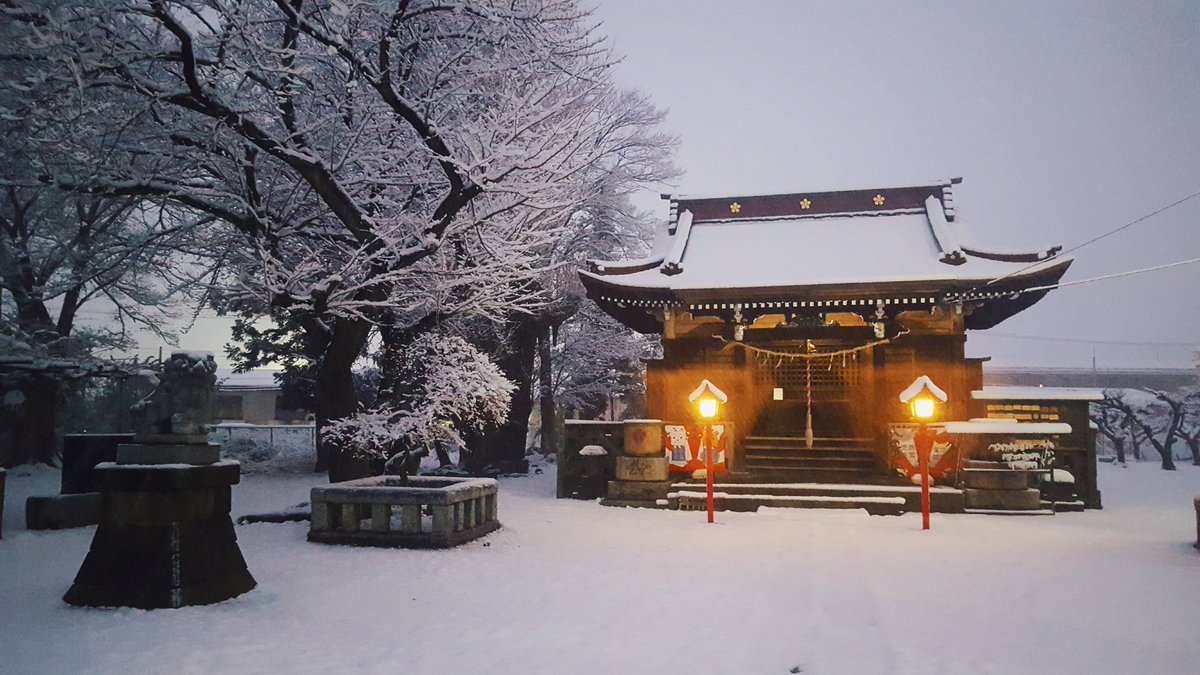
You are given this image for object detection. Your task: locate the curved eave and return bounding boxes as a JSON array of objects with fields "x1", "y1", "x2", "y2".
[
  {"x1": 580, "y1": 256, "x2": 1073, "y2": 333},
  {"x1": 578, "y1": 270, "x2": 668, "y2": 334},
  {"x1": 960, "y1": 258, "x2": 1073, "y2": 329}
]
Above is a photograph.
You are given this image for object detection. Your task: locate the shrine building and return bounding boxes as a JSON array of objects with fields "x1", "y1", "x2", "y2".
[{"x1": 570, "y1": 178, "x2": 1098, "y2": 511}]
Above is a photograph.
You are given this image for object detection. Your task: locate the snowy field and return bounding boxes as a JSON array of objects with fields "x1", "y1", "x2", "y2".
[{"x1": 2, "y1": 463, "x2": 1199, "y2": 675}]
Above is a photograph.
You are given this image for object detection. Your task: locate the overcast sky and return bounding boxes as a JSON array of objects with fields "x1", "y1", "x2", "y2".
[{"x1": 149, "y1": 0, "x2": 1200, "y2": 370}]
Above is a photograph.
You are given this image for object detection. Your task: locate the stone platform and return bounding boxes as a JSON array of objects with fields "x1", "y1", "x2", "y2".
[
  {"x1": 663, "y1": 481, "x2": 966, "y2": 514},
  {"x1": 310, "y1": 475, "x2": 499, "y2": 549}
]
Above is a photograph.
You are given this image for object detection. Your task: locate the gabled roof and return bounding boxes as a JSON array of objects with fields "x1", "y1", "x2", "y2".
[{"x1": 580, "y1": 178, "x2": 1072, "y2": 333}]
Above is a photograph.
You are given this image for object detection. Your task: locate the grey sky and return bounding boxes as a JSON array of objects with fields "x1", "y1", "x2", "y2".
[{"x1": 146, "y1": 0, "x2": 1200, "y2": 370}]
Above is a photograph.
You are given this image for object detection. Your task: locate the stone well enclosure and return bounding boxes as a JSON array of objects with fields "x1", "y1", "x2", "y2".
[{"x1": 309, "y1": 475, "x2": 499, "y2": 548}]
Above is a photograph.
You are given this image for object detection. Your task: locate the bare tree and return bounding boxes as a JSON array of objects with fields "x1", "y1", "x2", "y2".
[
  {"x1": 0, "y1": 26, "x2": 226, "y2": 466},
  {"x1": 1127, "y1": 389, "x2": 1183, "y2": 471},
  {"x1": 1091, "y1": 391, "x2": 1131, "y2": 464},
  {"x1": 1179, "y1": 388, "x2": 1200, "y2": 466}
]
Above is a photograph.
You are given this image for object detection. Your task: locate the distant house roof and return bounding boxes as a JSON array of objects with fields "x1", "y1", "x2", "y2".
[
  {"x1": 216, "y1": 369, "x2": 282, "y2": 392},
  {"x1": 580, "y1": 178, "x2": 1071, "y2": 333}
]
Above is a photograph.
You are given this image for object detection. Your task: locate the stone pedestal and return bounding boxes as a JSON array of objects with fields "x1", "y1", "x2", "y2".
[
  {"x1": 61, "y1": 434, "x2": 130, "y2": 494},
  {"x1": 962, "y1": 464, "x2": 1046, "y2": 514},
  {"x1": 63, "y1": 460, "x2": 256, "y2": 609},
  {"x1": 23, "y1": 434, "x2": 134, "y2": 532},
  {"x1": 603, "y1": 421, "x2": 671, "y2": 508},
  {"x1": 623, "y1": 419, "x2": 664, "y2": 456}
]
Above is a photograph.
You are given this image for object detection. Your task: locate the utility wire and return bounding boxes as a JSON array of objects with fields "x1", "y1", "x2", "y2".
[
  {"x1": 1014, "y1": 255, "x2": 1200, "y2": 295},
  {"x1": 984, "y1": 332, "x2": 1197, "y2": 347},
  {"x1": 983, "y1": 186, "x2": 1200, "y2": 288}
]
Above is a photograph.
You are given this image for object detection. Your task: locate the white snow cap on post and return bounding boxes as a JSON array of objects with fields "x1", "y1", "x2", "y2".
[
  {"x1": 898, "y1": 375, "x2": 947, "y2": 403},
  {"x1": 688, "y1": 379, "x2": 728, "y2": 403}
]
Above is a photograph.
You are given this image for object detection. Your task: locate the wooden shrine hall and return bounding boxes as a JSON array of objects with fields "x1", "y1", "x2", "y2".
[{"x1": 577, "y1": 178, "x2": 1080, "y2": 494}]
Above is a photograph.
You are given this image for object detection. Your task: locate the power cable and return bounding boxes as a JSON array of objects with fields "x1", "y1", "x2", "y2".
[
  {"x1": 982, "y1": 186, "x2": 1200, "y2": 288},
  {"x1": 983, "y1": 332, "x2": 1197, "y2": 347}
]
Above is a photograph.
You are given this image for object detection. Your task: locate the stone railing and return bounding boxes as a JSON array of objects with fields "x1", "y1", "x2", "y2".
[{"x1": 309, "y1": 475, "x2": 499, "y2": 548}]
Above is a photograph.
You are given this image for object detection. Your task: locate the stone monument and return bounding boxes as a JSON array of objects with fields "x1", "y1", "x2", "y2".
[{"x1": 64, "y1": 352, "x2": 256, "y2": 609}]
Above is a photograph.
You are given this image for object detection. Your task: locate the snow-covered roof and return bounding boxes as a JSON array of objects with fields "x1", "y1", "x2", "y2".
[
  {"x1": 688, "y1": 379, "x2": 728, "y2": 403},
  {"x1": 585, "y1": 209, "x2": 1065, "y2": 292},
  {"x1": 580, "y1": 178, "x2": 1071, "y2": 333},
  {"x1": 899, "y1": 375, "x2": 948, "y2": 403},
  {"x1": 971, "y1": 386, "x2": 1105, "y2": 401},
  {"x1": 943, "y1": 419, "x2": 1072, "y2": 435},
  {"x1": 216, "y1": 369, "x2": 282, "y2": 391}
]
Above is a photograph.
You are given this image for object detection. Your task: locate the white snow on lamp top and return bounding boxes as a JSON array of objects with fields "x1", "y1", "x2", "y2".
[
  {"x1": 898, "y1": 375, "x2": 947, "y2": 403},
  {"x1": 688, "y1": 379, "x2": 728, "y2": 403}
]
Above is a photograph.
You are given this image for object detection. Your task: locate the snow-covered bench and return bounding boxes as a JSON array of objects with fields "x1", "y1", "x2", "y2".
[{"x1": 309, "y1": 475, "x2": 499, "y2": 548}]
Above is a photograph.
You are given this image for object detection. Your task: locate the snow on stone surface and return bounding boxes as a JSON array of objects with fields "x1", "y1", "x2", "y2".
[
  {"x1": 3, "y1": 464, "x2": 1200, "y2": 674},
  {"x1": 1040, "y1": 468, "x2": 1076, "y2": 483},
  {"x1": 668, "y1": 491, "x2": 906, "y2": 504},
  {"x1": 676, "y1": 482, "x2": 962, "y2": 494},
  {"x1": 578, "y1": 445, "x2": 608, "y2": 456},
  {"x1": 972, "y1": 386, "x2": 1106, "y2": 401}
]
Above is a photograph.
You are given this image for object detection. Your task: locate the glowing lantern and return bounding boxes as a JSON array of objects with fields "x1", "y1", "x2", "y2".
[
  {"x1": 899, "y1": 375, "x2": 946, "y2": 422},
  {"x1": 689, "y1": 379, "x2": 727, "y2": 420}
]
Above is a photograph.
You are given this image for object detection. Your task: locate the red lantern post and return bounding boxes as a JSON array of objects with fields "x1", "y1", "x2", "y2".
[
  {"x1": 899, "y1": 376, "x2": 947, "y2": 531},
  {"x1": 689, "y1": 379, "x2": 727, "y2": 525}
]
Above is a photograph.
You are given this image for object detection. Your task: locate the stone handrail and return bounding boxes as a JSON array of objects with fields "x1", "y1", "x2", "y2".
[{"x1": 309, "y1": 475, "x2": 499, "y2": 548}]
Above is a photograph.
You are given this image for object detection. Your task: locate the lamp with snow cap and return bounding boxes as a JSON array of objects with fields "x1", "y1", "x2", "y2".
[
  {"x1": 689, "y1": 379, "x2": 727, "y2": 524},
  {"x1": 899, "y1": 376, "x2": 948, "y2": 531}
]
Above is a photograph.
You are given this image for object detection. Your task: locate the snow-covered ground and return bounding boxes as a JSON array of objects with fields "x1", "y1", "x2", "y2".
[{"x1": 2, "y1": 463, "x2": 1199, "y2": 674}]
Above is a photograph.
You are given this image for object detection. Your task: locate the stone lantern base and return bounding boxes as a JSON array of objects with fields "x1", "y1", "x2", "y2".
[{"x1": 64, "y1": 459, "x2": 255, "y2": 609}]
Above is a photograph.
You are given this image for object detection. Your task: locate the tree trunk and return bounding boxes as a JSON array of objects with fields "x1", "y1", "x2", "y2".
[
  {"x1": 1187, "y1": 437, "x2": 1200, "y2": 466},
  {"x1": 1157, "y1": 443, "x2": 1177, "y2": 471},
  {"x1": 311, "y1": 318, "x2": 372, "y2": 482},
  {"x1": 537, "y1": 323, "x2": 558, "y2": 459},
  {"x1": 1113, "y1": 435, "x2": 1126, "y2": 464},
  {"x1": 467, "y1": 320, "x2": 537, "y2": 473}
]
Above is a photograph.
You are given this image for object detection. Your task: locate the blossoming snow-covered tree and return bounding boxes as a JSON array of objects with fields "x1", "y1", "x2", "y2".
[{"x1": 2, "y1": 1, "x2": 676, "y2": 478}]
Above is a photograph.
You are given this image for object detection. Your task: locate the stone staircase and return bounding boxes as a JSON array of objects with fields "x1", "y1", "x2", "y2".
[{"x1": 740, "y1": 436, "x2": 884, "y2": 482}]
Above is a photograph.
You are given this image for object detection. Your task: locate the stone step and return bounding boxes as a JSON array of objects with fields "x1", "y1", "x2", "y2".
[
  {"x1": 734, "y1": 467, "x2": 886, "y2": 484},
  {"x1": 964, "y1": 488, "x2": 1042, "y2": 510},
  {"x1": 744, "y1": 436, "x2": 873, "y2": 450},
  {"x1": 671, "y1": 481, "x2": 965, "y2": 513},
  {"x1": 963, "y1": 469, "x2": 1030, "y2": 491},
  {"x1": 964, "y1": 508, "x2": 1055, "y2": 516},
  {"x1": 743, "y1": 448, "x2": 877, "y2": 460},
  {"x1": 666, "y1": 490, "x2": 906, "y2": 515},
  {"x1": 744, "y1": 455, "x2": 878, "y2": 468}
]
